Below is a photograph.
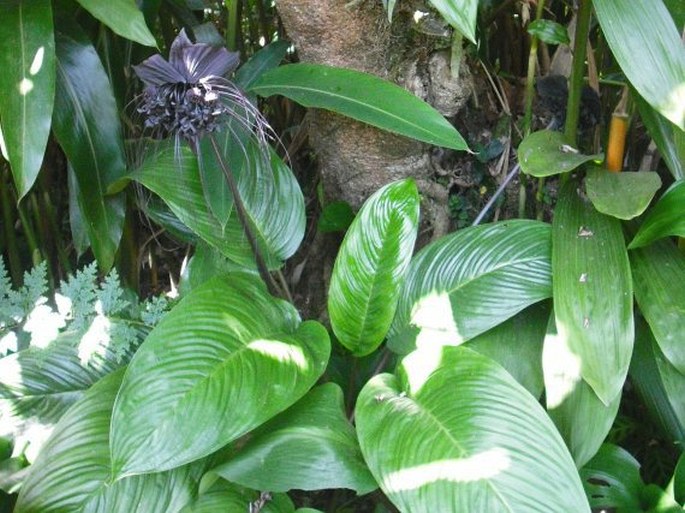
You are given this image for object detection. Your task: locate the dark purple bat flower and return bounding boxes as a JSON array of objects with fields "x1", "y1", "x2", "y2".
[{"x1": 133, "y1": 29, "x2": 271, "y2": 149}]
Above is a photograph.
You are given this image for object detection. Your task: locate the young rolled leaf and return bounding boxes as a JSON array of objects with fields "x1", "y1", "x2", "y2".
[
  {"x1": 211, "y1": 383, "x2": 376, "y2": 494},
  {"x1": 630, "y1": 238, "x2": 685, "y2": 374},
  {"x1": 629, "y1": 180, "x2": 685, "y2": 249},
  {"x1": 388, "y1": 220, "x2": 552, "y2": 354},
  {"x1": 75, "y1": 0, "x2": 156, "y2": 47},
  {"x1": 355, "y1": 346, "x2": 591, "y2": 512},
  {"x1": 0, "y1": 0, "x2": 55, "y2": 199},
  {"x1": 249, "y1": 64, "x2": 469, "y2": 151},
  {"x1": 552, "y1": 181, "x2": 633, "y2": 405},
  {"x1": 594, "y1": 0, "x2": 685, "y2": 130},
  {"x1": 427, "y1": 0, "x2": 478, "y2": 43},
  {"x1": 110, "y1": 275, "x2": 330, "y2": 478},
  {"x1": 328, "y1": 179, "x2": 420, "y2": 356},
  {"x1": 519, "y1": 130, "x2": 603, "y2": 178},
  {"x1": 53, "y1": 22, "x2": 126, "y2": 271},
  {"x1": 585, "y1": 169, "x2": 661, "y2": 220},
  {"x1": 15, "y1": 370, "x2": 205, "y2": 513}
]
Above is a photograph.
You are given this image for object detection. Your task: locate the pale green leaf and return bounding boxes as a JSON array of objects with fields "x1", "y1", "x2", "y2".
[
  {"x1": 427, "y1": 0, "x2": 478, "y2": 43},
  {"x1": 75, "y1": 0, "x2": 156, "y2": 47},
  {"x1": 580, "y1": 444, "x2": 644, "y2": 511},
  {"x1": 329, "y1": 179, "x2": 420, "y2": 356},
  {"x1": 355, "y1": 346, "x2": 590, "y2": 512},
  {"x1": 629, "y1": 180, "x2": 685, "y2": 249},
  {"x1": 585, "y1": 169, "x2": 661, "y2": 220},
  {"x1": 179, "y1": 481, "x2": 294, "y2": 513},
  {"x1": 519, "y1": 130, "x2": 603, "y2": 178}
]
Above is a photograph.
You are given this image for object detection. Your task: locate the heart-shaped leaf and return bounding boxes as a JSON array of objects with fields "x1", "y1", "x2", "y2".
[
  {"x1": 629, "y1": 180, "x2": 685, "y2": 249},
  {"x1": 53, "y1": 21, "x2": 126, "y2": 271},
  {"x1": 630, "y1": 238, "x2": 685, "y2": 374},
  {"x1": 15, "y1": 369, "x2": 205, "y2": 513},
  {"x1": 0, "y1": 0, "x2": 55, "y2": 199},
  {"x1": 75, "y1": 0, "x2": 156, "y2": 47},
  {"x1": 594, "y1": 0, "x2": 685, "y2": 129},
  {"x1": 388, "y1": 220, "x2": 552, "y2": 354},
  {"x1": 110, "y1": 274, "x2": 330, "y2": 478},
  {"x1": 519, "y1": 130, "x2": 603, "y2": 177},
  {"x1": 249, "y1": 64, "x2": 469, "y2": 151},
  {"x1": 212, "y1": 383, "x2": 376, "y2": 493},
  {"x1": 355, "y1": 346, "x2": 590, "y2": 512},
  {"x1": 585, "y1": 169, "x2": 661, "y2": 220},
  {"x1": 329, "y1": 179, "x2": 420, "y2": 356},
  {"x1": 427, "y1": 0, "x2": 478, "y2": 43},
  {"x1": 552, "y1": 181, "x2": 633, "y2": 405}
]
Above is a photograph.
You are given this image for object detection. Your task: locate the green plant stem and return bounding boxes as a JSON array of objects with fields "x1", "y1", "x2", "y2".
[
  {"x1": 41, "y1": 190, "x2": 72, "y2": 275},
  {"x1": 16, "y1": 199, "x2": 42, "y2": 267},
  {"x1": 0, "y1": 166, "x2": 22, "y2": 284},
  {"x1": 207, "y1": 134, "x2": 280, "y2": 297},
  {"x1": 564, "y1": 0, "x2": 593, "y2": 147},
  {"x1": 224, "y1": 0, "x2": 240, "y2": 52}
]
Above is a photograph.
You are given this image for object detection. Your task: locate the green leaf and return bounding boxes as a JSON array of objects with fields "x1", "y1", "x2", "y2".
[
  {"x1": 249, "y1": 64, "x2": 469, "y2": 151},
  {"x1": 527, "y1": 19, "x2": 570, "y2": 45},
  {"x1": 110, "y1": 275, "x2": 330, "y2": 478},
  {"x1": 629, "y1": 181, "x2": 685, "y2": 249},
  {"x1": 552, "y1": 181, "x2": 633, "y2": 405},
  {"x1": 580, "y1": 444, "x2": 645, "y2": 511},
  {"x1": 329, "y1": 180, "x2": 420, "y2": 356},
  {"x1": 355, "y1": 346, "x2": 590, "y2": 512},
  {"x1": 75, "y1": 0, "x2": 156, "y2": 47},
  {"x1": 197, "y1": 137, "x2": 233, "y2": 228},
  {"x1": 179, "y1": 481, "x2": 294, "y2": 513},
  {"x1": 0, "y1": 0, "x2": 55, "y2": 199},
  {"x1": 427, "y1": 0, "x2": 478, "y2": 43},
  {"x1": 674, "y1": 452, "x2": 685, "y2": 505},
  {"x1": 593, "y1": 0, "x2": 685, "y2": 130},
  {"x1": 317, "y1": 200, "x2": 355, "y2": 233},
  {"x1": 464, "y1": 302, "x2": 549, "y2": 398},
  {"x1": 212, "y1": 383, "x2": 377, "y2": 494},
  {"x1": 388, "y1": 220, "x2": 552, "y2": 355},
  {"x1": 178, "y1": 242, "x2": 256, "y2": 297},
  {"x1": 53, "y1": 22, "x2": 126, "y2": 271},
  {"x1": 15, "y1": 369, "x2": 205, "y2": 513},
  {"x1": 631, "y1": 238, "x2": 685, "y2": 374},
  {"x1": 235, "y1": 40, "x2": 290, "y2": 92},
  {"x1": 519, "y1": 130, "x2": 603, "y2": 178},
  {"x1": 635, "y1": 91, "x2": 685, "y2": 181},
  {"x1": 68, "y1": 165, "x2": 91, "y2": 258},
  {"x1": 543, "y1": 313, "x2": 620, "y2": 468},
  {"x1": 0, "y1": 330, "x2": 130, "y2": 449},
  {"x1": 585, "y1": 169, "x2": 661, "y2": 220},
  {"x1": 630, "y1": 319, "x2": 685, "y2": 445}
]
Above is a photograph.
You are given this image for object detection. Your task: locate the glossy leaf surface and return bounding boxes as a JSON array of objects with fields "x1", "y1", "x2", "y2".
[
  {"x1": 594, "y1": 0, "x2": 685, "y2": 129},
  {"x1": 464, "y1": 302, "x2": 549, "y2": 398},
  {"x1": 585, "y1": 169, "x2": 661, "y2": 220},
  {"x1": 631, "y1": 238, "x2": 685, "y2": 374},
  {"x1": 427, "y1": 0, "x2": 478, "y2": 43},
  {"x1": 552, "y1": 181, "x2": 633, "y2": 405},
  {"x1": 75, "y1": 0, "x2": 156, "y2": 47},
  {"x1": 249, "y1": 64, "x2": 469, "y2": 151},
  {"x1": 179, "y1": 481, "x2": 294, "y2": 513},
  {"x1": 212, "y1": 383, "x2": 376, "y2": 493},
  {"x1": 15, "y1": 370, "x2": 204, "y2": 513},
  {"x1": 519, "y1": 130, "x2": 602, "y2": 177},
  {"x1": 329, "y1": 179, "x2": 419, "y2": 356},
  {"x1": 235, "y1": 40, "x2": 290, "y2": 93},
  {"x1": 0, "y1": 0, "x2": 55, "y2": 199},
  {"x1": 110, "y1": 275, "x2": 330, "y2": 478},
  {"x1": 527, "y1": 19, "x2": 570, "y2": 45},
  {"x1": 356, "y1": 346, "x2": 590, "y2": 512},
  {"x1": 629, "y1": 180, "x2": 685, "y2": 249},
  {"x1": 389, "y1": 220, "x2": 552, "y2": 354},
  {"x1": 53, "y1": 24, "x2": 126, "y2": 271}
]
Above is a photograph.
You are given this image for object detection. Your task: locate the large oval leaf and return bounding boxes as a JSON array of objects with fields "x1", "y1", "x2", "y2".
[
  {"x1": 75, "y1": 0, "x2": 156, "y2": 47},
  {"x1": 519, "y1": 130, "x2": 603, "y2": 178},
  {"x1": 355, "y1": 346, "x2": 590, "y2": 512},
  {"x1": 630, "y1": 238, "x2": 685, "y2": 374},
  {"x1": 552, "y1": 181, "x2": 633, "y2": 405},
  {"x1": 585, "y1": 169, "x2": 661, "y2": 220},
  {"x1": 594, "y1": 0, "x2": 685, "y2": 129},
  {"x1": 110, "y1": 274, "x2": 330, "y2": 478},
  {"x1": 427, "y1": 0, "x2": 478, "y2": 43},
  {"x1": 15, "y1": 369, "x2": 205, "y2": 513},
  {"x1": 0, "y1": 0, "x2": 55, "y2": 199},
  {"x1": 629, "y1": 180, "x2": 685, "y2": 249},
  {"x1": 53, "y1": 21, "x2": 126, "y2": 271},
  {"x1": 388, "y1": 220, "x2": 552, "y2": 354},
  {"x1": 249, "y1": 64, "x2": 469, "y2": 151},
  {"x1": 329, "y1": 179, "x2": 419, "y2": 356},
  {"x1": 211, "y1": 383, "x2": 376, "y2": 494}
]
